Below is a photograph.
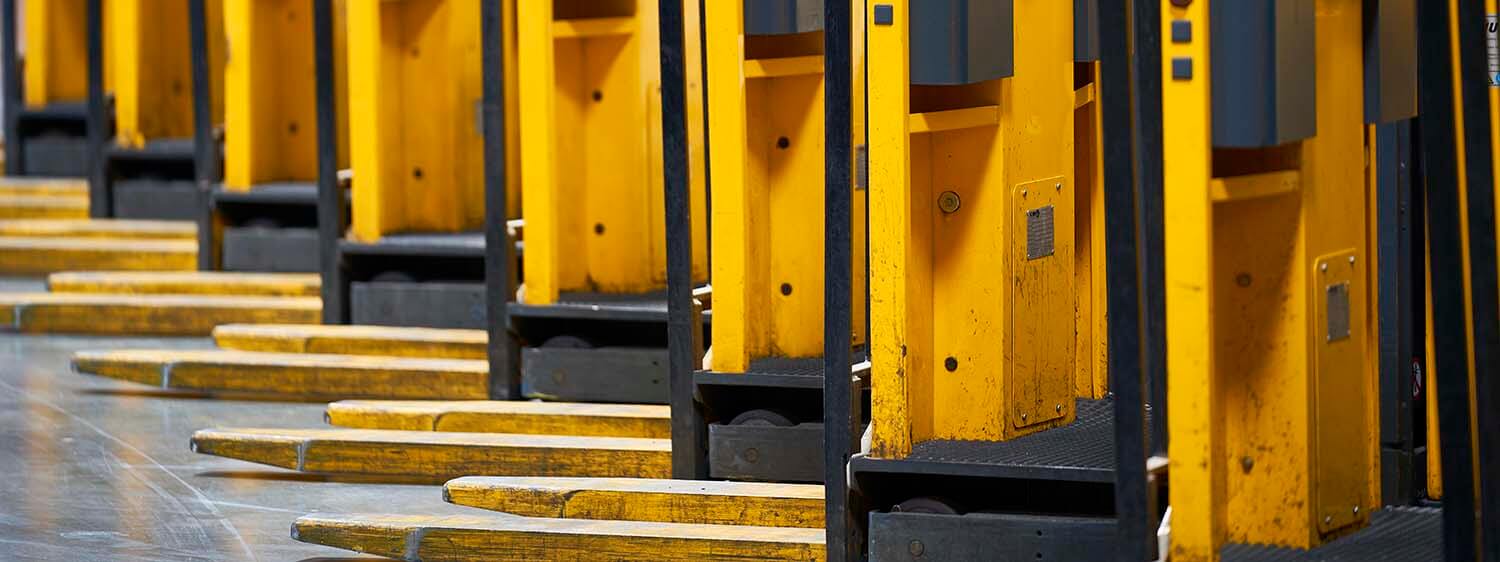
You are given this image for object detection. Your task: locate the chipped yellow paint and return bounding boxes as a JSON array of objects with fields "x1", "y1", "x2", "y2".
[
  {"x1": 23, "y1": 0, "x2": 91, "y2": 107},
  {"x1": 444, "y1": 477, "x2": 823, "y2": 528},
  {"x1": 704, "y1": 2, "x2": 867, "y2": 372},
  {"x1": 0, "y1": 294, "x2": 316, "y2": 335},
  {"x1": 0, "y1": 237, "x2": 196, "y2": 275},
  {"x1": 107, "y1": 0, "x2": 225, "y2": 147},
  {"x1": 0, "y1": 195, "x2": 89, "y2": 220},
  {"x1": 1164, "y1": 1, "x2": 1377, "y2": 559},
  {"x1": 292, "y1": 513, "x2": 825, "y2": 561},
  {"x1": 0, "y1": 219, "x2": 194, "y2": 240},
  {"x1": 46, "y1": 272, "x2": 320, "y2": 297},
  {"x1": 519, "y1": 0, "x2": 707, "y2": 305},
  {"x1": 0, "y1": 178, "x2": 88, "y2": 198},
  {"x1": 222, "y1": 0, "x2": 349, "y2": 191},
  {"x1": 192, "y1": 428, "x2": 670, "y2": 479},
  {"x1": 212, "y1": 323, "x2": 485, "y2": 359},
  {"x1": 326, "y1": 400, "x2": 670, "y2": 438},
  {"x1": 73, "y1": 349, "x2": 487, "y2": 399},
  {"x1": 867, "y1": 0, "x2": 1077, "y2": 457}
]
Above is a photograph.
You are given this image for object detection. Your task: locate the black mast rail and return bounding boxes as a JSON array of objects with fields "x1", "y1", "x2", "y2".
[
  {"x1": 822, "y1": 0, "x2": 857, "y2": 559},
  {"x1": 481, "y1": 0, "x2": 519, "y2": 400}
]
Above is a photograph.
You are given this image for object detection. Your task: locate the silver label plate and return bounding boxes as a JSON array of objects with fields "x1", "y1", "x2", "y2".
[
  {"x1": 1026, "y1": 205, "x2": 1055, "y2": 260},
  {"x1": 1326, "y1": 282, "x2": 1351, "y2": 342}
]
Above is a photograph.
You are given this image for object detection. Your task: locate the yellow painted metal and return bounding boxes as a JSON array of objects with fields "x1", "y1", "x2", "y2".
[
  {"x1": 191, "y1": 427, "x2": 671, "y2": 479},
  {"x1": 213, "y1": 323, "x2": 486, "y2": 359},
  {"x1": 1073, "y1": 64, "x2": 1109, "y2": 399},
  {"x1": 0, "y1": 178, "x2": 88, "y2": 198},
  {"x1": 1162, "y1": 1, "x2": 1378, "y2": 559},
  {"x1": 0, "y1": 293, "x2": 315, "y2": 334},
  {"x1": 22, "y1": 0, "x2": 92, "y2": 107},
  {"x1": 518, "y1": 0, "x2": 707, "y2": 305},
  {"x1": 221, "y1": 0, "x2": 349, "y2": 192},
  {"x1": 0, "y1": 195, "x2": 89, "y2": 219},
  {"x1": 867, "y1": 0, "x2": 1078, "y2": 457},
  {"x1": 106, "y1": 0, "x2": 225, "y2": 148},
  {"x1": 0, "y1": 219, "x2": 194, "y2": 239},
  {"x1": 325, "y1": 400, "x2": 670, "y2": 438},
  {"x1": 0, "y1": 236, "x2": 196, "y2": 274},
  {"x1": 444, "y1": 477, "x2": 824, "y2": 528},
  {"x1": 45, "y1": 271, "x2": 320, "y2": 297},
  {"x1": 345, "y1": 0, "x2": 519, "y2": 241},
  {"x1": 704, "y1": 2, "x2": 866, "y2": 372},
  {"x1": 292, "y1": 513, "x2": 825, "y2": 561},
  {"x1": 73, "y1": 349, "x2": 486, "y2": 398}
]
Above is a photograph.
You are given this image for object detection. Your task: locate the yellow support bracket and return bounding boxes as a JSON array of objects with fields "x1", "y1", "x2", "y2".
[{"x1": 107, "y1": 0, "x2": 225, "y2": 148}]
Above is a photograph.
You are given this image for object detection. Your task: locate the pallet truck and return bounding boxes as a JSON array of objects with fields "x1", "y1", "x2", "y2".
[
  {"x1": 1, "y1": 0, "x2": 94, "y2": 178},
  {"x1": 493, "y1": 0, "x2": 709, "y2": 404},
  {"x1": 661, "y1": 0, "x2": 868, "y2": 484}
]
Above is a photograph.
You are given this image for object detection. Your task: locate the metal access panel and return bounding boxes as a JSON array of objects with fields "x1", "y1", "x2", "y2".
[
  {"x1": 1074, "y1": 0, "x2": 1098, "y2": 62},
  {"x1": 1362, "y1": 0, "x2": 1416, "y2": 124},
  {"x1": 520, "y1": 347, "x2": 669, "y2": 404},
  {"x1": 1209, "y1": 0, "x2": 1316, "y2": 148},
  {"x1": 112, "y1": 180, "x2": 201, "y2": 221},
  {"x1": 350, "y1": 281, "x2": 487, "y2": 329},
  {"x1": 869, "y1": 512, "x2": 1118, "y2": 561},
  {"x1": 221, "y1": 227, "x2": 320, "y2": 272},
  {"x1": 22, "y1": 137, "x2": 90, "y2": 177},
  {"x1": 708, "y1": 423, "x2": 824, "y2": 482},
  {"x1": 1313, "y1": 250, "x2": 1370, "y2": 535},
  {"x1": 1010, "y1": 177, "x2": 1075, "y2": 430},
  {"x1": 745, "y1": 0, "x2": 822, "y2": 35},
  {"x1": 909, "y1": 0, "x2": 1014, "y2": 85}
]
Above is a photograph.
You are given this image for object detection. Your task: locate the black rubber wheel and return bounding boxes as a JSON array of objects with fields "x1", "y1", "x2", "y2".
[
  {"x1": 728, "y1": 409, "x2": 796, "y2": 427},
  {"x1": 892, "y1": 497, "x2": 963, "y2": 515}
]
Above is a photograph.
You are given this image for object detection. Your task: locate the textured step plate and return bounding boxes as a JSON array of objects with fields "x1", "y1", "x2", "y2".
[
  {"x1": 292, "y1": 513, "x2": 825, "y2": 561},
  {"x1": 1, "y1": 294, "x2": 317, "y2": 335},
  {"x1": 47, "y1": 271, "x2": 321, "y2": 297},
  {"x1": 444, "y1": 477, "x2": 824, "y2": 528},
  {"x1": 192, "y1": 428, "x2": 670, "y2": 479},
  {"x1": 0, "y1": 219, "x2": 195, "y2": 239},
  {"x1": 213, "y1": 323, "x2": 486, "y2": 359},
  {"x1": 326, "y1": 400, "x2": 669, "y2": 438},
  {"x1": 0, "y1": 194, "x2": 89, "y2": 219},
  {"x1": 0, "y1": 237, "x2": 196, "y2": 274},
  {"x1": 73, "y1": 349, "x2": 488, "y2": 399},
  {"x1": 0, "y1": 177, "x2": 88, "y2": 197}
]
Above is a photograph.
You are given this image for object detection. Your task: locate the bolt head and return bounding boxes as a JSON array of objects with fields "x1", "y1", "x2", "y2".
[
  {"x1": 1348, "y1": 256, "x2": 1357, "y2": 265},
  {"x1": 938, "y1": 191, "x2": 961, "y2": 214},
  {"x1": 1353, "y1": 506, "x2": 1360, "y2": 515},
  {"x1": 1325, "y1": 515, "x2": 1333, "y2": 524},
  {"x1": 1020, "y1": 413, "x2": 1028, "y2": 421},
  {"x1": 909, "y1": 540, "x2": 925, "y2": 557},
  {"x1": 1056, "y1": 404, "x2": 1063, "y2": 413},
  {"x1": 1320, "y1": 263, "x2": 1329, "y2": 273}
]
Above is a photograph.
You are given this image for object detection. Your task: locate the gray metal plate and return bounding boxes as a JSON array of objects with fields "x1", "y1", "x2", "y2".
[
  {"x1": 1326, "y1": 282, "x2": 1351, "y2": 342},
  {"x1": 221, "y1": 227, "x2": 320, "y2": 273},
  {"x1": 1027, "y1": 205, "x2": 1056, "y2": 260},
  {"x1": 350, "y1": 281, "x2": 487, "y2": 329},
  {"x1": 21, "y1": 136, "x2": 90, "y2": 177},
  {"x1": 869, "y1": 511, "x2": 1118, "y2": 561},
  {"x1": 745, "y1": 0, "x2": 822, "y2": 35},
  {"x1": 112, "y1": 179, "x2": 201, "y2": 221},
  {"x1": 520, "y1": 346, "x2": 667, "y2": 404},
  {"x1": 709, "y1": 423, "x2": 823, "y2": 483},
  {"x1": 909, "y1": 0, "x2": 1014, "y2": 85}
]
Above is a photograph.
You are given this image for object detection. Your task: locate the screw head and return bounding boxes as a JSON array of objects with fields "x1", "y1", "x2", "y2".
[
  {"x1": 1353, "y1": 506, "x2": 1360, "y2": 515},
  {"x1": 1021, "y1": 413, "x2": 1028, "y2": 421},
  {"x1": 1320, "y1": 263, "x2": 1329, "y2": 273},
  {"x1": 1056, "y1": 404, "x2": 1063, "y2": 413},
  {"x1": 1324, "y1": 515, "x2": 1333, "y2": 525},
  {"x1": 909, "y1": 540, "x2": 925, "y2": 557},
  {"x1": 1348, "y1": 256, "x2": 1357, "y2": 265},
  {"x1": 1055, "y1": 182, "x2": 1062, "y2": 191},
  {"x1": 1022, "y1": 189, "x2": 1029, "y2": 198},
  {"x1": 938, "y1": 191, "x2": 961, "y2": 214}
]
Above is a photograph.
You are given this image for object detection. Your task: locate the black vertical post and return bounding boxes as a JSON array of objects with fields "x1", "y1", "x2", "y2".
[
  {"x1": 314, "y1": 0, "x2": 346, "y2": 324},
  {"x1": 1132, "y1": 0, "x2": 1167, "y2": 458},
  {"x1": 1376, "y1": 120, "x2": 1417, "y2": 505},
  {"x1": 86, "y1": 0, "x2": 108, "y2": 217},
  {"x1": 1101, "y1": 0, "x2": 1150, "y2": 560},
  {"x1": 659, "y1": 0, "x2": 707, "y2": 479},
  {"x1": 189, "y1": 0, "x2": 216, "y2": 271},
  {"x1": 2, "y1": 0, "x2": 20, "y2": 175},
  {"x1": 481, "y1": 0, "x2": 518, "y2": 400},
  {"x1": 1453, "y1": 0, "x2": 1500, "y2": 557},
  {"x1": 822, "y1": 0, "x2": 856, "y2": 560},
  {"x1": 1415, "y1": 0, "x2": 1477, "y2": 559}
]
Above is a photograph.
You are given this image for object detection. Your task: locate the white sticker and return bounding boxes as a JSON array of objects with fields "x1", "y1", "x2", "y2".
[{"x1": 1489, "y1": 14, "x2": 1499, "y2": 86}]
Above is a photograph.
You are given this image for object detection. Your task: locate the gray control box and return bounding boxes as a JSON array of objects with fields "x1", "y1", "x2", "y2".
[
  {"x1": 745, "y1": 0, "x2": 822, "y2": 35},
  {"x1": 909, "y1": 0, "x2": 1014, "y2": 86},
  {"x1": 1364, "y1": 0, "x2": 1417, "y2": 124},
  {"x1": 1210, "y1": 0, "x2": 1316, "y2": 148}
]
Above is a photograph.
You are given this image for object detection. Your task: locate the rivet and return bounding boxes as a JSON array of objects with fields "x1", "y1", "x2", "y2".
[
  {"x1": 1055, "y1": 182, "x2": 1062, "y2": 191},
  {"x1": 1021, "y1": 413, "x2": 1028, "y2": 421},
  {"x1": 909, "y1": 540, "x2": 925, "y2": 557},
  {"x1": 1324, "y1": 515, "x2": 1333, "y2": 525},
  {"x1": 1349, "y1": 256, "x2": 1357, "y2": 265},
  {"x1": 1320, "y1": 263, "x2": 1329, "y2": 273},
  {"x1": 1022, "y1": 189, "x2": 1029, "y2": 198},
  {"x1": 938, "y1": 191, "x2": 961, "y2": 214},
  {"x1": 1353, "y1": 506, "x2": 1360, "y2": 515},
  {"x1": 1056, "y1": 404, "x2": 1063, "y2": 413}
]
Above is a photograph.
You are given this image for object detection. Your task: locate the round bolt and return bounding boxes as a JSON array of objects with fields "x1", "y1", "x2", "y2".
[
  {"x1": 1021, "y1": 413, "x2": 1029, "y2": 421},
  {"x1": 1056, "y1": 404, "x2": 1063, "y2": 413},
  {"x1": 1320, "y1": 263, "x2": 1329, "y2": 273},
  {"x1": 1235, "y1": 273, "x2": 1252, "y2": 288},
  {"x1": 1324, "y1": 515, "x2": 1333, "y2": 525},
  {"x1": 909, "y1": 540, "x2": 925, "y2": 557},
  {"x1": 1353, "y1": 506, "x2": 1360, "y2": 515},
  {"x1": 944, "y1": 357, "x2": 958, "y2": 372},
  {"x1": 1349, "y1": 256, "x2": 1357, "y2": 265},
  {"x1": 780, "y1": 283, "x2": 793, "y2": 296},
  {"x1": 1022, "y1": 189, "x2": 1029, "y2": 198},
  {"x1": 776, "y1": 136, "x2": 790, "y2": 149},
  {"x1": 744, "y1": 448, "x2": 760, "y2": 463},
  {"x1": 938, "y1": 191, "x2": 961, "y2": 214},
  {"x1": 1055, "y1": 182, "x2": 1062, "y2": 191}
]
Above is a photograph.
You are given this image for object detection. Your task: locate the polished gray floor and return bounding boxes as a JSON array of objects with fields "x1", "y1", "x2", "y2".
[{"x1": 0, "y1": 334, "x2": 475, "y2": 561}]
